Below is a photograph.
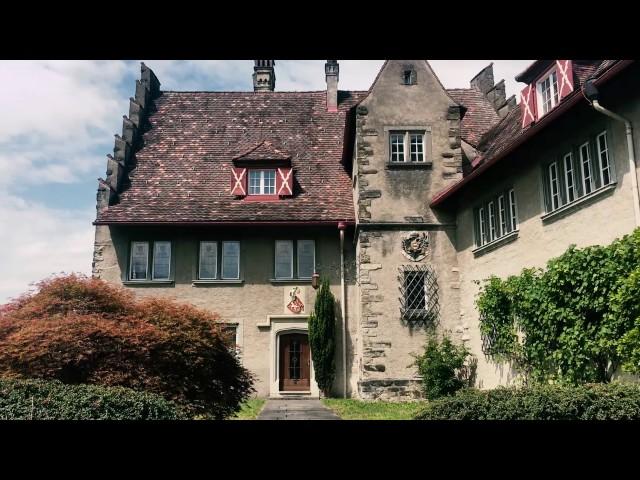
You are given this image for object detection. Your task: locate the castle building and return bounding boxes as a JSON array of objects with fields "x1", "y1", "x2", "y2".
[{"x1": 93, "y1": 59, "x2": 640, "y2": 399}]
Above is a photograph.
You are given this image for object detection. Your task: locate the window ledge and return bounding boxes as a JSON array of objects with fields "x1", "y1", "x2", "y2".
[
  {"x1": 123, "y1": 280, "x2": 175, "y2": 286},
  {"x1": 269, "y1": 278, "x2": 312, "y2": 285},
  {"x1": 472, "y1": 230, "x2": 519, "y2": 257},
  {"x1": 386, "y1": 162, "x2": 432, "y2": 170},
  {"x1": 192, "y1": 279, "x2": 244, "y2": 286},
  {"x1": 541, "y1": 183, "x2": 617, "y2": 224}
]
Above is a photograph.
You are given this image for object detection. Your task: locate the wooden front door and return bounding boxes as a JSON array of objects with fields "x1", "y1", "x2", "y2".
[{"x1": 279, "y1": 333, "x2": 311, "y2": 391}]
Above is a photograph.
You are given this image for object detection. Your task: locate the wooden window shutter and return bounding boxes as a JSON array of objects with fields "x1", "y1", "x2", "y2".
[
  {"x1": 230, "y1": 167, "x2": 247, "y2": 196},
  {"x1": 276, "y1": 167, "x2": 293, "y2": 196},
  {"x1": 556, "y1": 60, "x2": 574, "y2": 100},
  {"x1": 520, "y1": 84, "x2": 537, "y2": 128}
]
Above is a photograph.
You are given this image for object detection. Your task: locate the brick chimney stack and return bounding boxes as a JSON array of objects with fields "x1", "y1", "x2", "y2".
[
  {"x1": 325, "y1": 60, "x2": 339, "y2": 112},
  {"x1": 253, "y1": 60, "x2": 276, "y2": 92}
]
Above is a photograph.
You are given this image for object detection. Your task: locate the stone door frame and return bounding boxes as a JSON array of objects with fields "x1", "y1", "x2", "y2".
[{"x1": 259, "y1": 314, "x2": 320, "y2": 398}]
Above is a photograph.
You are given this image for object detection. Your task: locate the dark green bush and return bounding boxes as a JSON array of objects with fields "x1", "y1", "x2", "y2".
[
  {"x1": 0, "y1": 378, "x2": 185, "y2": 420},
  {"x1": 308, "y1": 278, "x2": 336, "y2": 396},
  {"x1": 413, "y1": 333, "x2": 476, "y2": 400},
  {"x1": 415, "y1": 382, "x2": 640, "y2": 420}
]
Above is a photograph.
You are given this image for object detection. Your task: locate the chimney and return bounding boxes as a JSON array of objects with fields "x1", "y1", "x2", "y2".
[
  {"x1": 253, "y1": 60, "x2": 276, "y2": 92},
  {"x1": 325, "y1": 60, "x2": 339, "y2": 112},
  {"x1": 470, "y1": 63, "x2": 495, "y2": 95}
]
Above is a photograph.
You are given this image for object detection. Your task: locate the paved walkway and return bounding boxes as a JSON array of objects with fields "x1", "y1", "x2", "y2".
[{"x1": 257, "y1": 399, "x2": 341, "y2": 420}]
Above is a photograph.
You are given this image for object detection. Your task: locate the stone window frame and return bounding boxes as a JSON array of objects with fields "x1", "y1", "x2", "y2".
[
  {"x1": 124, "y1": 239, "x2": 176, "y2": 284},
  {"x1": 272, "y1": 239, "x2": 316, "y2": 282},
  {"x1": 384, "y1": 126, "x2": 432, "y2": 169}
]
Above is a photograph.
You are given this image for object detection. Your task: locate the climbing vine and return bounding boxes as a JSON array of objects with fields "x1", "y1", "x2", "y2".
[{"x1": 476, "y1": 228, "x2": 640, "y2": 384}]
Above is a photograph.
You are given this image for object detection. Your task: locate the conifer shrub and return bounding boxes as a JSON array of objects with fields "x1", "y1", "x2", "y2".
[
  {"x1": 308, "y1": 278, "x2": 336, "y2": 396},
  {"x1": 0, "y1": 274, "x2": 254, "y2": 419},
  {"x1": 0, "y1": 378, "x2": 185, "y2": 420}
]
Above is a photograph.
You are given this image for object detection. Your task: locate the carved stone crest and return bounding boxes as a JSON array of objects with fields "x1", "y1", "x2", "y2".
[{"x1": 401, "y1": 231, "x2": 430, "y2": 261}]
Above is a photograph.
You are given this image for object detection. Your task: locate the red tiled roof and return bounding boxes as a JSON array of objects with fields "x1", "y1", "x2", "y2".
[
  {"x1": 447, "y1": 88, "x2": 501, "y2": 147},
  {"x1": 232, "y1": 139, "x2": 291, "y2": 161},
  {"x1": 96, "y1": 90, "x2": 367, "y2": 224}
]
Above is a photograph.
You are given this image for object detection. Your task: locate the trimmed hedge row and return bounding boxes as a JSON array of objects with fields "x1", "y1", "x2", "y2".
[
  {"x1": 415, "y1": 383, "x2": 640, "y2": 420},
  {"x1": 0, "y1": 378, "x2": 185, "y2": 420}
]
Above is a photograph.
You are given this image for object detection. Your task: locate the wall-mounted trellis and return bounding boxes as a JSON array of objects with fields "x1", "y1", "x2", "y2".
[{"x1": 398, "y1": 264, "x2": 439, "y2": 327}]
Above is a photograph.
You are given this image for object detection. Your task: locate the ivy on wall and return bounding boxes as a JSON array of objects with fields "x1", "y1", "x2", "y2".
[{"x1": 476, "y1": 228, "x2": 640, "y2": 384}]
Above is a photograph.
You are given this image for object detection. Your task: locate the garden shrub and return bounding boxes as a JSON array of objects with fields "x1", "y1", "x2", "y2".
[
  {"x1": 415, "y1": 383, "x2": 640, "y2": 420},
  {"x1": 0, "y1": 378, "x2": 185, "y2": 420},
  {"x1": 477, "y1": 227, "x2": 640, "y2": 384},
  {"x1": 413, "y1": 333, "x2": 476, "y2": 400},
  {"x1": 0, "y1": 274, "x2": 254, "y2": 419}
]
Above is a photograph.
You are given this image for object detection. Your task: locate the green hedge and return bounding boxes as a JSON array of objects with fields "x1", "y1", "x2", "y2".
[
  {"x1": 415, "y1": 383, "x2": 640, "y2": 420},
  {"x1": 0, "y1": 378, "x2": 186, "y2": 420}
]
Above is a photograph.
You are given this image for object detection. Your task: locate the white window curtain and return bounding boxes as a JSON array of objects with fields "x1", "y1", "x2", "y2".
[
  {"x1": 275, "y1": 240, "x2": 293, "y2": 279},
  {"x1": 152, "y1": 241, "x2": 171, "y2": 280},
  {"x1": 222, "y1": 241, "x2": 240, "y2": 279},
  {"x1": 199, "y1": 241, "x2": 218, "y2": 279},
  {"x1": 297, "y1": 240, "x2": 315, "y2": 279}
]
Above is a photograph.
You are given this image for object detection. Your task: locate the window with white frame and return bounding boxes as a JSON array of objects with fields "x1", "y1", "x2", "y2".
[
  {"x1": 129, "y1": 242, "x2": 149, "y2": 280},
  {"x1": 597, "y1": 131, "x2": 612, "y2": 186},
  {"x1": 274, "y1": 239, "x2": 315, "y2": 280},
  {"x1": 248, "y1": 169, "x2": 276, "y2": 195},
  {"x1": 537, "y1": 69, "x2": 559, "y2": 116},
  {"x1": 152, "y1": 241, "x2": 171, "y2": 280},
  {"x1": 221, "y1": 241, "x2": 240, "y2": 279},
  {"x1": 129, "y1": 241, "x2": 171, "y2": 281},
  {"x1": 389, "y1": 130, "x2": 426, "y2": 163},
  {"x1": 580, "y1": 141, "x2": 594, "y2": 195},
  {"x1": 198, "y1": 241, "x2": 218, "y2": 280},
  {"x1": 563, "y1": 152, "x2": 576, "y2": 203},
  {"x1": 474, "y1": 189, "x2": 518, "y2": 248},
  {"x1": 542, "y1": 131, "x2": 615, "y2": 214}
]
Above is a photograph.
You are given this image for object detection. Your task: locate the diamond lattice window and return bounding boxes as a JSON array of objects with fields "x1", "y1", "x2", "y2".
[{"x1": 398, "y1": 265, "x2": 439, "y2": 325}]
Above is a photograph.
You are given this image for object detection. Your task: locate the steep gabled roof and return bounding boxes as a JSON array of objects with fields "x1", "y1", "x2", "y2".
[{"x1": 96, "y1": 90, "x2": 367, "y2": 224}]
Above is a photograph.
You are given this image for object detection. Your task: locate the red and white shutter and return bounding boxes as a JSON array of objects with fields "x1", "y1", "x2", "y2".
[
  {"x1": 230, "y1": 167, "x2": 247, "y2": 196},
  {"x1": 520, "y1": 84, "x2": 537, "y2": 129},
  {"x1": 276, "y1": 167, "x2": 293, "y2": 196},
  {"x1": 556, "y1": 60, "x2": 574, "y2": 100}
]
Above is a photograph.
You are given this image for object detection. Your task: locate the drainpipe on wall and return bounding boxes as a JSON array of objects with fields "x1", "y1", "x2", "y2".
[
  {"x1": 584, "y1": 79, "x2": 640, "y2": 227},
  {"x1": 338, "y1": 221, "x2": 347, "y2": 398}
]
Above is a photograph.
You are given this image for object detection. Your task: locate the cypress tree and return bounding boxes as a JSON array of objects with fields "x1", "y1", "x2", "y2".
[{"x1": 308, "y1": 278, "x2": 336, "y2": 396}]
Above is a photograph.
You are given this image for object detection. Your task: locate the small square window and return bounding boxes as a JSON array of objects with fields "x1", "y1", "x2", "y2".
[
  {"x1": 403, "y1": 69, "x2": 416, "y2": 85},
  {"x1": 389, "y1": 130, "x2": 427, "y2": 163},
  {"x1": 248, "y1": 169, "x2": 276, "y2": 195}
]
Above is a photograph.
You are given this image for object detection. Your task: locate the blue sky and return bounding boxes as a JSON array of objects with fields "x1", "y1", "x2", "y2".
[{"x1": 0, "y1": 60, "x2": 532, "y2": 303}]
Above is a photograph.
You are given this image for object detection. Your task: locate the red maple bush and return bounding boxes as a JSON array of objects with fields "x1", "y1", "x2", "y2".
[{"x1": 0, "y1": 274, "x2": 254, "y2": 419}]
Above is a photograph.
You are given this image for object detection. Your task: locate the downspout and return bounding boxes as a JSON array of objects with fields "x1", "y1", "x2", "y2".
[
  {"x1": 338, "y1": 221, "x2": 347, "y2": 398},
  {"x1": 584, "y1": 79, "x2": 640, "y2": 226}
]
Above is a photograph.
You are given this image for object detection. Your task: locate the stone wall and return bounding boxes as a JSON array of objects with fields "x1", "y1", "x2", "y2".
[{"x1": 352, "y1": 61, "x2": 465, "y2": 399}]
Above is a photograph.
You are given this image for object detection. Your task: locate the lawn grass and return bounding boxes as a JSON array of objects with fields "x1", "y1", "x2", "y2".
[
  {"x1": 230, "y1": 398, "x2": 266, "y2": 420},
  {"x1": 322, "y1": 399, "x2": 426, "y2": 420}
]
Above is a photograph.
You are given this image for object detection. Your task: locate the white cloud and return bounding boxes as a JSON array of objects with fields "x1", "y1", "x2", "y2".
[{"x1": 0, "y1": 193, "x2": 94, "y2": 303}]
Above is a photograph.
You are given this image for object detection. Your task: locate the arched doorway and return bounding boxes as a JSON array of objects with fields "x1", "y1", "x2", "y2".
[{"x1": 279, "y1": 332, "x2": 311, "y2": 391}]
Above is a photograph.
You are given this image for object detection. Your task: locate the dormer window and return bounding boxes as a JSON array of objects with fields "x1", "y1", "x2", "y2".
[
  {"x1": 520, "y1": 61, "x2": 574, "y2": 129},
  {"x1": 249, "y1": 169, "x2": 276, "y2": 195},
  {"x1": 537, "y1": 68, "x2": 559, "y2": 116},
  {"x1": 230, "y1": 140, "x2": 294, "y2": 198}
]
